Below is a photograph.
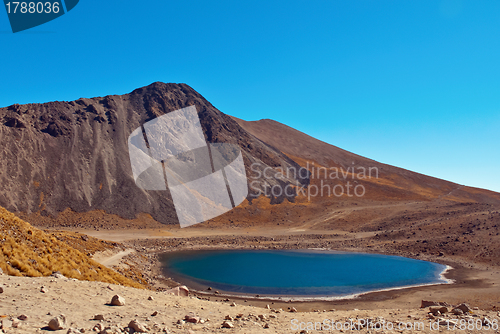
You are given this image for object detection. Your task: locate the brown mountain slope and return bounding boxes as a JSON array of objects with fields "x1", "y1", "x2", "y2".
[
  {"x1": 0, "y1": 82, "x2": 307, "y2": 225},
  {"x1": 233, "y1": 117, "x2": 500, "y2": 205}
]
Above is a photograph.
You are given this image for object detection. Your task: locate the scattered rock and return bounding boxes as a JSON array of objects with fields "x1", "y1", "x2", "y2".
[
  {"x1": 128, "y1": 320, "x2": 147, "y2": 333},
  {"x1": 66, "y1": 328, "x2": 83, "y2": 334},
  {"x1": 51, "y1": 271, "x2": 66, "y2": 279},
  {"x1": 110, "y1": 295, "x2": 125, "y2": 306},
  {"x1": 290, "y1": 307, "x2": 297, "y2": 313},
  {"x1": 264, "y1": 322, "x2": 270, "y2": 328},
  {"x1": 147, "y1": 296, "x2": 154, "y2": 301},
  {"x1": 438, "y1": 319, "x2": 457, "y2": 326},
  {"x1": 48, "y1": 315, "x2": 66, "y2": 331},
  {"x1": 165, "y1": 286, "x2": 189, "y2": 297},
  {"x1": 221, "y1": 321, "x2": 234, "y2": 328},
  {"x1": 224, "y1": 315, "x2": 233, "y2": 321},
  {"x1": 429, "y1": 306, "x2": 448, "y2": 315},
  {"x1": 455, "y1": 303, "x2": 472, "y2": 313},
  {"x1": 230, "y1": 302, "x2": 236, "y2": 307},
  {"x1": 17, "y1": 315, "x2": 28, "y2": 321},
  {"x1": 452, "y1": 308, "x2": 464, "y2": 315},
  {"x1": 151, "y1": 311, "x2": 158, "y2": 317},
  {"x1": 40, "y1": 286, "x2": 48, "y2": 293},
  {"x1": 93, "y1": 324, "x2": 104, "y2": 332},
  {"x1": 93, "y1": 314, "x2": 105, "y2": 321},
  {"x1": 184, "y1": 315, "x2": 200, "y2": 324},
  {"x1": 11, "y1": 319, "x2": 21, "y2": 328},
  {"x1": 0, "y1": 287, "x2": 3, "y2": 294},
  {"x1": 0, "y1": 267, "x2": 3, "y2": 275},
  {"x1": 420, "y1": 300, "x2": 451, "y2": 308}
]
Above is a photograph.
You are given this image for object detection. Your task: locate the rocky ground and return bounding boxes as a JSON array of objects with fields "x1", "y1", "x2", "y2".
[{"x1": 1, "y1": 273, "x2": 499, "y2": 334}]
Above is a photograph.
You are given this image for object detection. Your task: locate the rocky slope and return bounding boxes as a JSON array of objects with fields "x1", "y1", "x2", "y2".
[{"x1": 0, "y1": 83, "x2": 306, "y2": 225}]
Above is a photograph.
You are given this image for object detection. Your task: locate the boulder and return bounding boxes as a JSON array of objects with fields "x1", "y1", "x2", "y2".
[
  {"x1": 455, "y1": 303, "x2": 472, "y2": 313},
  {"x1": 429, "y1": 306, "x2": 448, "y2": 315},
  {"x1": 165, "y1": 286, "x2": 189, "y2": 296},
  {"x1": 221, "y1": 321, "x2": 234, "y2": 328},
  {"x1": 452, "y1": 308, "x2": 464, "y2": 315},
  {"x1": 17, "y1": 315, "x2": 28, "y2": 321},
  {"x1": 184, "y1": 315, "x2": 200, "y2": 324},
  {"x1": 48, "y1": 315, "x2": 66, "y2": 331},
  {"x1": 128, "y1": 320, "x2": 147, "y2": 333},
  {"x1": 51, "y1": 271, "x2": 66, "y2": 279},
  {"x1": 110, "y1": 295, "x2": 125, "y2": 306}
]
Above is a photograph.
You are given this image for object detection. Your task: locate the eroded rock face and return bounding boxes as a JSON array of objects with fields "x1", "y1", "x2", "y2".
[{"x1": 0, "y1": 82, "x2": 308, "y2": 224}]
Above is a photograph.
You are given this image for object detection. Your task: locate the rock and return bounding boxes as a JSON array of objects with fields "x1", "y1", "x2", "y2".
[
  {"x1": 429, "y1": 306, "x2": 448, "y2": 315},
  {"x1": 93, "y1": 314, "x2": 105, "y2": 321},
  {"x1": 110, "y1": 295, "x2": 125, "y2": 306},
  {"x1": 184, "y1": 315, "x2": 200, "y2": 324},
  {"x1": 11, "y1": 319, "x2": 21, "y2": 328},
  {"x1": 221, "y1": 321, "x2": 234, "y2": 328},
  {"x1": 290, "y1": 307, "x2": 297, "y2": 313},
  {"x1": 17, "y1": 315, "x2": 28, "y2": 321},
  {"x1": 455, "y1": 303, "x2": 472, "y2": 313},
  {"x1": 147, "y1": 296, "x2": 154, "y2": 301},
  {"x1": 165, "y1": 286, "x2": 189, "y2": 297},
  {"x1": 40, "y1": 286, "x2": 48, "y2": 293},
  {"x1": 230, "y1": 302, "x2": 236, "y2": 307},
  {"x1": 264, "y1": 323, "x2": 270, "y2": 328},
  {"x1": 258, "y1": 314, "x2": 267, "y2": 321},
  {"x1": 93, "y1": 324, "x2": 104, "y2": 332},
  {"x1": 438, "y1": 319, "x2": 457, "y2": 326},
  {"x1": 51, "y1": 271, "x2": 66, "y2": 279},
  {"x1": 151, "y1": 311, "x2": 158, "y2": 317},
  {"x1": 224, "y1": 315, "x2": 233, "y2": 321},
  {"x1": 452, "y1": 308, "x2": 464, "y2": 315},
  {"x1": 66, "y1": 328, "x2": 83, "y2": 334},
  {"x1": 266, "y1": 304, "x2": 270, "y2": 309},
  {"x1": 421, "y1": 300, "x2": 439, "y2": 308},
  {"x1": 0, "y1": 287, "x2": 3, "y2": 294},
  {"x1": 128, "y1": 320, "x2": 147, "y2": 333},
  {"x1": 48, "y1": 315, "x2": 66, "y2": 330}
]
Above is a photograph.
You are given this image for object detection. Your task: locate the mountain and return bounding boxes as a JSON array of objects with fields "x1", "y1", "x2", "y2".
[
  {"x1": 0, "y1": 83, "x2": 306, "y2": 225},
  {"x1": 1, "y1": 82, "x2": 499, "y2": 229}
]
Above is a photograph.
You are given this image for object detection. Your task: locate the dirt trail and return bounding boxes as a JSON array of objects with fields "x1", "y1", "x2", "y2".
[{"x1": 93, "y1": 249, "x2": 135, "y2": 267}]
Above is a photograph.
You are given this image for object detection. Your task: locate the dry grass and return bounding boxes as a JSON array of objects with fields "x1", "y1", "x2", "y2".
[{"x1": 0, "y1": 206, "x2": 143, "y2": 288}]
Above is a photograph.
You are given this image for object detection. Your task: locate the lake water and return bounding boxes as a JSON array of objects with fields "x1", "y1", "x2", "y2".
[{"x1": 160, "y1": 250, "x2": 449, "y2": 298}]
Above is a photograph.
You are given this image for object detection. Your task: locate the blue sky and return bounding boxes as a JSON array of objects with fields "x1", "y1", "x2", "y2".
[{"x1": 1, "y1": 0, "x2": 499, "y2": 192}]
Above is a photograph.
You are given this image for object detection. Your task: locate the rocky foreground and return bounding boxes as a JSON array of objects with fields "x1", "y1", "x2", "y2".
[{"x1": 1, "y1": 273, "x2": 499, "y2": 334}]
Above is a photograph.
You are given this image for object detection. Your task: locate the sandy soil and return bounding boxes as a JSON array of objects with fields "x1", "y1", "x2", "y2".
[{"x1": 1, "y1": 274, "x2": 499, "y2": 334}]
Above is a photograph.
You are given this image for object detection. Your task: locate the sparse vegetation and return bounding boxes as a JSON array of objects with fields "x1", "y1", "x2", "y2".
[{"x1": 0, "y1": 206, "x2": 143, "y2": 288}]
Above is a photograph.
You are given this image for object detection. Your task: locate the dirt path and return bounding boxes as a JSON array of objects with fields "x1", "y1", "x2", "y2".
[{"x1": 92, "y1": 249, "x2": 135, "y2": 267}]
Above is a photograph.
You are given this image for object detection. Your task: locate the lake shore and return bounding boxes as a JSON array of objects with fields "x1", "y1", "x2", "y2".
[{"x1": 39, "y1": 224, "x2": 500, "y2": 312}]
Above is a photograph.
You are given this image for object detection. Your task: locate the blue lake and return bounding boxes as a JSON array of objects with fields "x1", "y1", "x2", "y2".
[{"x1": 160, "y1": 250, "x2": 449, "y2": 297}]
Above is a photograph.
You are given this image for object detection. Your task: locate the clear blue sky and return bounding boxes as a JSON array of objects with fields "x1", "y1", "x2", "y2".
[{"x1": 1, "y1": 0, "x2": 499, "y2": 192}]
